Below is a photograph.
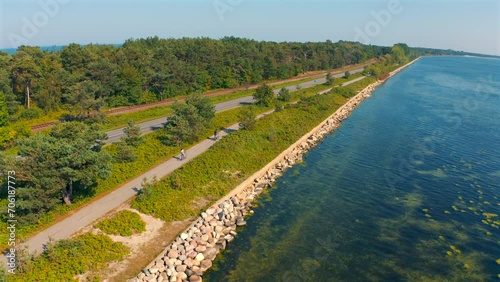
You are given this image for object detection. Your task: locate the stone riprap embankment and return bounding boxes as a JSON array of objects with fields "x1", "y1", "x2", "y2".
[{"x1": 131, "y1": 59, "x2": 418, "y2": 282}]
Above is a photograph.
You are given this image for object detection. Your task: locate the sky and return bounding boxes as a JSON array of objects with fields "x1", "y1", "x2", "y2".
[{"x1": 0, "y1": 0, "x2": 499, "y2": 55}]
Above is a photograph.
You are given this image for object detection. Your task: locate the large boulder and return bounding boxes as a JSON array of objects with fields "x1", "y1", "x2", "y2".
[
  {"x1": 189, "y1": 275, "x2": 202, "y2": 282},
  {"x1": 195, "y1": 245, "x2": 207, "y2": 253},
  {"x1": 195, "y1": 253, "x2": 205, "y2": 261},
  {"x1": 191, "y1": 266, "x2": 203, "y2": 276},
  {"x1": 178, "y1": 272, "x2": 188, "y2": 281},
  {"x1": 167, "y1": 250, "x2": 179, "y2": 259},
  {"x1": 203, "y1": 247, "x2": 218, "y2": 261},
  {"x1": 200, "y1": 259, "x2": 213, "y2": 272},
  {"x1": 236, "y1": 217, "x2": 247, "y2": 226}
]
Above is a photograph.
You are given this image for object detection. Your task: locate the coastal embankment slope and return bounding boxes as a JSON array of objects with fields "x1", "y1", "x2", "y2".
[{"x1": 132, "y1": 58, "x2": 419, "y2": 282}]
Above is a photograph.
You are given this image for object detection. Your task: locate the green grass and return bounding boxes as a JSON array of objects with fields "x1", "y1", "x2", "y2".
[
  {"x1": 0, "y1": 73, "x2": 377, "y2": 253},
  {"x1": 1, "y1": 75, "x2": 379, "y2": 282},
  {"x1": 0, "y1": 106, "x2": 247, "y2": 251},
  {"x1": 0, "y1": 81, "x2": 338, "y2": 251},
  {"x1": 268, "y1": 76, "x2": 324, "y2": 90},
  {"x1": 131, "y1": 86, "x2": 357, "y2": 221},
  {"x1": 6, "y1": 233, "x2": 128, "y2": 282},
  {"x1": 99, "y1": 105, "x2": 172, "y2": 131},
  {"x1": 10, "y1": 109, "x2": 68, "y2": 128},
  {"x1": 95, "y1": 210, "x2": 146, "y2": 236},
  {"x1": 207, "y1": 76, "x2": 319, "y2": 105},
  {"x1": 344, "y1": 76, "x2": 377, "y2": 93},
  {"x1": 333, "y1": 72, "x2": 364, "y2": 86}
]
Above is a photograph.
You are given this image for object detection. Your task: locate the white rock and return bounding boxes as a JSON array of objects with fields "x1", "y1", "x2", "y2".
[{"x1": 195, "y1": 253, "x2": 205, "y2": 261}]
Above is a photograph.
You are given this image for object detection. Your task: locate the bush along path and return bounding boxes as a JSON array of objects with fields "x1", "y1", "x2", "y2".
[
  {"x1": 0, "y1": 74, "x2": 339, "y2": 262},
  {"x1": 12, "y1": 125, "x2": 235, "y2": 256},
  {"x1": 0, "y1": 82, "x2": 335, "y2": 281},
  {"x1": 7, "y1": 84, "x2": 321, "y2": 260},
  {"x1": 131, "y1": 59, "x2": 419, "y2": 282}
]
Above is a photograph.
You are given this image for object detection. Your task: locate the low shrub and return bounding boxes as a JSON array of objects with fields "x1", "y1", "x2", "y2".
[
  {"x1": 99, "y1": 106, "x2": 171, "y2": 131},
  {"x1": 10, "y1": 233, "x2": 128, "y2": 282},
  {"x1": 0, "y1": 77, "x2": 374, "y2": 251},
  {"x1": 16, "y1": 107, "x2": 44, "y2": 120},
  {"x1": 0, "y1": 126, "x2": 16, "y2": 149},
  {"x1": 0, "y1": 123, "x2": 31, "y2": 149},
  {"x1": 0, "y1": 106, "x2": 248, "y2": 251},
  {"x1": 132, "y1": 90, "x2": 350, "y2": 221},
  {"x1": 95, "y1": 210, "x2": 146, "y2": 236},
  {"x1": 333, "y1": 87, "x2": 355, "y2": 98}
]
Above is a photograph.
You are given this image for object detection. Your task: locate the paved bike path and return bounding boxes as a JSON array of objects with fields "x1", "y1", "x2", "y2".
[{"x1": 12, "y1": 76, "x2": 363, "y2": 257}]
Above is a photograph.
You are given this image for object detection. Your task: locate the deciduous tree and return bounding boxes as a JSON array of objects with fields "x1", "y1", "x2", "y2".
[
  {"x1": 253, "y1": 84, "x2": 274, "y2": 107},
  {"x1": 0, "y1": 91, "x2": 8, "y2": 126}
]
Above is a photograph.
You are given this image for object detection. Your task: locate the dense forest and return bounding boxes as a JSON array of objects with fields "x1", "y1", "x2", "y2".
[
  {"x1": 0, "y1": 37, "x2": 480, "y2": 124},
  {"x1": 0, "y1": 37, "x2": 399, "y2": 118},
  {"x1": 0, "y1": 37, "x2": 484, "y2": 251}
]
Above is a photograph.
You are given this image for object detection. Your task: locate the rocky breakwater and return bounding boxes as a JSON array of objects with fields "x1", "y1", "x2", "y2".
[
  {"x1": 130, "y1": 196, "x2": 253, "y2": 282},
  {"x1": 130, "y1": 88, "x2": 373, "y2": 282},
  {"x1": 131, "y1": 59, "x2": 418, "y2": 282}
]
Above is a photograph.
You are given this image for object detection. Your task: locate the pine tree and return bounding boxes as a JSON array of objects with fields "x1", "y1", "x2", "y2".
[
  {"x1": 325, "y1": 72, "x2": 334, "y2": 86},
  {"x1": 13, "y1": 122, "x2": 112, "y2": 216},
  {"x1": 238, "y1": 107, "x2": 256, "y2": 130},
  {"x1": 277, "y1": 88, "x2": 291, "y2": 102},
  {"x1": 121, "y1": 120, "x2": 143, "y2": 147}
]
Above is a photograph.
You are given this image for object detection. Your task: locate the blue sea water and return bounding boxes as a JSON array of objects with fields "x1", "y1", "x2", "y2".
[
  {"x1": 1, "y1": 46, "x2": 63, "y2": 54},
  {"x1": 205, "y1": 56, "x2": 500, "y2": 281},
  {"x1": 1, "y1": 44, "x2": 122, "y2": 54}
]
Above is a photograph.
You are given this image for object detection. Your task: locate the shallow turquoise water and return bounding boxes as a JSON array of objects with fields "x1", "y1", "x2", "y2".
[{"x1": 206, "y1": 57, "x2": 500, "y2": 282}]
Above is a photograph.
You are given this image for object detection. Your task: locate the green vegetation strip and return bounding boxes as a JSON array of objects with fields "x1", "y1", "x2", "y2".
[
  {"x1": 1, "y1": 77, "x2": 375, "y2": 281},
  {"x1": 100, "y1": 106, "x2": 173, "y2": 131},
  {"x1": 97, "y1": 72, "x2": 365, "y2": 132},
  {"x1": 0, "y1": 78, "x2": 363, "y2": 251},
  {"x1": 95, "y1": 210, "x2": 146, "y2": 236},
  {"x1": 7, "y1": 233, "x2": 128, "y2": 282},
  {"x1": 132, "y1": 77, "x2": 376, "y2": 221},
  {"x1": 0, "y1": 107, "x2": 243, "y2": 249},
  {"x1": 99, "y1": 75, "x2": 326, "y2": 131}
]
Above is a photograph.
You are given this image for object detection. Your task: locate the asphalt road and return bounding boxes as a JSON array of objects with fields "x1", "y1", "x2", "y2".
[{"x1": 105, "y1": 68, "x2": 365, "y2": 143}]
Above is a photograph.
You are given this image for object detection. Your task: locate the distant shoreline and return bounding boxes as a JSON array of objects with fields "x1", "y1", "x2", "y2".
[{"x1": 2, "y1": 43, "x2": 499, "y2": 59}]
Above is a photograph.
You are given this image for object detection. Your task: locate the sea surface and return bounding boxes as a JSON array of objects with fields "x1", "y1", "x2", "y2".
[
  {"x1": 1, "y1": 44, "x2": 122, "y2": 54},
  {"x1": 205, "y1": 56, "x2": 500, "y2": 281}
]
